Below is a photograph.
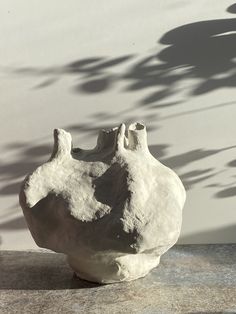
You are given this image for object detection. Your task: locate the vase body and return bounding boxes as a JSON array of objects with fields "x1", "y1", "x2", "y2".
[{"x1": 19, "y1": 123, "x2": 186, "y2": 283}]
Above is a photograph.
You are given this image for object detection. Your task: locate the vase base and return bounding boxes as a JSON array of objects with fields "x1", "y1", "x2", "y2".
[{"x1": 68, "y1": 253, "x2": 160, "y2": 284}]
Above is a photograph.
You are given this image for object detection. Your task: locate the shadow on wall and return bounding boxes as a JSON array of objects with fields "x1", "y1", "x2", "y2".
[
  {"x1": 0, "y1": 143, "x2": 52, "y2": 196},
  {"x1": 179, "y1": 224, "x2": 236, "y2": 244},
  {"x1": 1, "y1": 4, "x2": 236, "y2": 235},
  {"x1": 210, "y1": 158, "x2": 236, "y2": 198},
  {"x1": 0, "y1": 215, "x2": 28, "y2": 231},
  {"x1": 8, "y1": 3, "x2": 236, "y2": 109},
  {"x1": 150, "y1": 145, "x2": 236, "y2": 192}
]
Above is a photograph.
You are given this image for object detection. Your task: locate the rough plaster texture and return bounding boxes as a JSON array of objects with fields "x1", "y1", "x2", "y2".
[{"x1": 19, "y1": 123, "x2": 186, "y2": 283}]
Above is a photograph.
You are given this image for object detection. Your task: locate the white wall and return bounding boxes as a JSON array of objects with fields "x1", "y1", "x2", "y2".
[{"x1": 1, "y1": 0, "x2": 236, "y2": 249}]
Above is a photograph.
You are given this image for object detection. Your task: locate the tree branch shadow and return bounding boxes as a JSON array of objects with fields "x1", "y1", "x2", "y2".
[
  {"x1": 1, "y1": 3, "x2": 236, "y2": 235},
  {"x1": 6, "y1": 4, "x2": 236, "y2": 110}
]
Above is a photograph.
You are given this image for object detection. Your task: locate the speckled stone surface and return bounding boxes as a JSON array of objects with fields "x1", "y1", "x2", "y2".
[{"x1": 0, "y1": 245, "x2": 236, "y2": 314}]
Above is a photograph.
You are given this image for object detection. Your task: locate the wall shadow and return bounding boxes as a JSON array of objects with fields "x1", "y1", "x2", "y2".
[
  {"x1": 150, "y1": 144, "x2": 236, "y2": 191},
  {"x1": 0, "y1": 216, "x2": 27, "y2": 230},
  {"x1": 179, "y1": 224, "x2": 236, "y2": 244},
  {"x1": 210, "y1": 158, "x2": 236, "y2": 199},
  {"x1": 1, "y1": 3, "x2": 236, "y2": 236},
  {"x1": 0, "y1": 143, "x2": 52, "y2": 196},
  {"x1": 7, "y1": 4, "x2": 236, "y2": 109},
  {"x1": 0, "y1": 143, "x2": 54, "y2": 239}
]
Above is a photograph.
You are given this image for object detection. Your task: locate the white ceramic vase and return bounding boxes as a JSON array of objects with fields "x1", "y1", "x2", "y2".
[{"x1": 19, "y1": 123, "x2": 186, "y2": 283}]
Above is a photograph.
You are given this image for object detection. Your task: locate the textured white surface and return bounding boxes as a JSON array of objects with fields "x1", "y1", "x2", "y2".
[{"x1": 19, "y1": 123, "x2": 185, "y2": 283}]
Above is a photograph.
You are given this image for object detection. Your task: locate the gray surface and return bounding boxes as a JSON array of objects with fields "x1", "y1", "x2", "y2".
[{"x1": 0, "y1": 245, "x2": 236, "y2": 313}]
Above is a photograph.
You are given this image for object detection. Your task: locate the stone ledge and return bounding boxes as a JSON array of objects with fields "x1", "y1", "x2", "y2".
[{"x1": 0, "y1": 244, "x2": 236, "y2": 313}]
